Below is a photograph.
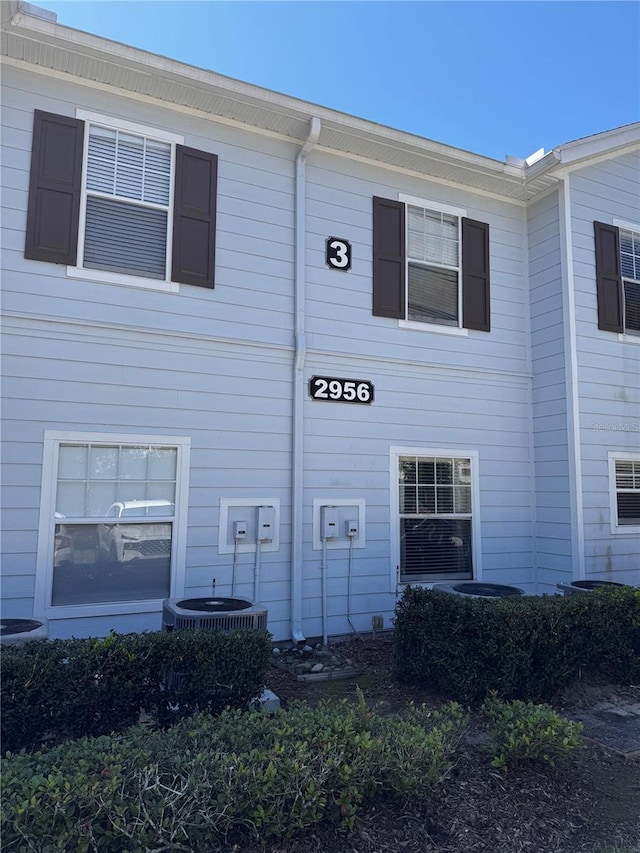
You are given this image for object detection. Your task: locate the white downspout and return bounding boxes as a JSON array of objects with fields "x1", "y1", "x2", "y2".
[
  {"x1": 558, "y1": 173, "x2": 586, "y2": 579},
  {"x1": 291, "y1": 117, "x2": 321, "y2": 643}
]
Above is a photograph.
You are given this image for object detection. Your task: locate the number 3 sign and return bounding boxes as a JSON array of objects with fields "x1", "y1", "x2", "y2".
[{"x1": 326, "y1": 237, "x2": 352, "y2": 271}]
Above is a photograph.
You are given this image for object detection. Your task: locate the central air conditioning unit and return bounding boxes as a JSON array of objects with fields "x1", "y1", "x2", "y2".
[
  {"x1": 1, "y1": 617, "x2": 49, "y2": 645},
  {"x1": 557, "y1": 579, "x2": 628, "y2": 596},
  {"x1": 432, "y1": 582, "x2": 525, "y2": 598},
  {"x1": 162, "y1": 597, "x2": 268, "y2": 632}
]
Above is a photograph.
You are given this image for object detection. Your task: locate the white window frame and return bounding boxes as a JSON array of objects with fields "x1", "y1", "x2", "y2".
[
  {"x1": 398, "y1": 193, "x2": 469, "y2": 337},
  {"x1": 67, "y1": 111, "x2": 184, "y2": 294},
  {"x1": 390, "y1": 446, "x2": 482, "y2": 587},
  {"x1": 613, "y1": 217, "x2": 640, "y2": 343},
  {"x1": 608, "y1": 451, "x2": 640, "y2": 535},
  {"x1": 35, "y1": 431, "x2": 191, "y2": 619}
]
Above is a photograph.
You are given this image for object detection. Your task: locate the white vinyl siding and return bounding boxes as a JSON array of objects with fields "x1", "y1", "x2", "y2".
[
  {"x1": 2, "y1": 66, "x2": 542, "y2": 641},
  {"x1": 527, "y1": 189, "x2": 573, "y2": 592},
  {"x1": 571, "y1": 154, "x2": 640, "y2": 583}
]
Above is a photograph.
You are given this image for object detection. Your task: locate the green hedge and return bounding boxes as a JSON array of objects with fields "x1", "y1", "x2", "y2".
[
  {"x1": 393, "y1": 586, "x2": 640, "y2": 703},
  {"x1": 1, "y1": 628, "x2": 272, "y2": 753},
  {"x1": 1, "y1": 697, "x2": 467, "y2": 851}
]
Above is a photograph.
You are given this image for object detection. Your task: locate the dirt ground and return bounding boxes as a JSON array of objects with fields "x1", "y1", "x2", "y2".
[{"x1": 229, "y1": 637, "x2": 640, "y2": 853}]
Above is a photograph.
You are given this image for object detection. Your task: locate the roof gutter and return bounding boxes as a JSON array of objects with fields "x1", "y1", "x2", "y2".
[{"x1": 291, "y1": 116, "x2": 321, "y2": 644}]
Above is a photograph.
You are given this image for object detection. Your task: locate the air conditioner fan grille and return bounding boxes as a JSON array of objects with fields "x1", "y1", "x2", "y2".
[{"x1": 1, "y1": 619, "x2": 43, "y2": 636}]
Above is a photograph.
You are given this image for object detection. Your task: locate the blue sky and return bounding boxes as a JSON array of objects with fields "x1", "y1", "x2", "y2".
[{"x1": 35, "y1": 1, "x2": 639, "y2": 161}]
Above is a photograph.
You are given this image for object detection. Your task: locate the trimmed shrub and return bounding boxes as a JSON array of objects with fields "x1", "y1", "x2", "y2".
[
  {"x1": 481, "y1": 695, "x2": 583, "y2": 770},
  {"x1": 1, "y1": 698, "x2": 467, "y2": 850},
  {"x1": 1, "y1": 628, "x2": 272, "y2": 753},
  {"x1": 393, "y1": 585, "x2": 640, "y2": 703}
]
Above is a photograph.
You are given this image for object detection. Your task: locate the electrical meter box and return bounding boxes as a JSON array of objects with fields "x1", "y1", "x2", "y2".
[
  {"x1": 321, "y1": 506, "x2": 339, "y2": 539},
  {"x1": 257, "y1": 506, "x2": 276, "y2": 542}
]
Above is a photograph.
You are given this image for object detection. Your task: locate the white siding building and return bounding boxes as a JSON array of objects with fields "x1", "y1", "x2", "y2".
[{"x1": 1, "y1": 2, "x2": 638, "y2": 641}]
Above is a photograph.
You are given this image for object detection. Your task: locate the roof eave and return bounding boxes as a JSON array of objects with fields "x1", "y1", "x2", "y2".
[
  {"x1": 6, "y1": 4, "x2": 637, "y2": 202},
  {"x1": 3, "y1": 6, "x2": 535, "y2": 201}
]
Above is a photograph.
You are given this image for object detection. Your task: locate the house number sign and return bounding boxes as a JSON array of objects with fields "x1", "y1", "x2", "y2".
[
  {"x1": 309, "y1": 376, "x2": 374, "y2": 404},
  {"x1": 325, "y1": 237, "x2": 352, "y2": 270}
]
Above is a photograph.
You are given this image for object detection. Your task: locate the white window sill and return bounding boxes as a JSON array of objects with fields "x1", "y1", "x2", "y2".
[
  {"x1": 609, "y1": 524, "x2": 640, "y2": 536},
  {"x1": 43, "y1": 598, "x2": 166, "y2": 620},
  {"x1": 399, "y1": 320, "x2": 469, "y2": 337},
  {"x1": 399, "y1": 576, "x2": 474, "y2": 587},
  {"x1": 618, "y1": 333, "x2": 640, "y2": 344},
  {"x1": 67, "y1": 265, "x2": 180, "y2": 294}
]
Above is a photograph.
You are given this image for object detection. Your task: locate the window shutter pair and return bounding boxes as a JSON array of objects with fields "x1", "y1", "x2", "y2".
[
  {"x1": 24, "y1": 110, "x2": 217, "y2": 288},
  {"x1": 594, "y1": 221, "x2": 623, "y2": 333},
  {"x1": 372, "y1": 196, "x2": 491, "y2": 331}
]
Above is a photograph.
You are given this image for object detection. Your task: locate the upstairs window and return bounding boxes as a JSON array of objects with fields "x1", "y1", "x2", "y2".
[
  {"x1": 406, "y1": 205, "x2": 460, "y2": 326},
  {"x1": 25, "y1": 110, "x2": 218, "y2": 291},
  {"x1": 619, "y1": 229, "x2": 640, "y2": 335},
  {"x1": 82, "y1": 124, "x2": 172, "y2": 280},
  {"x1": 594, "y1": 221, "x2": 640, "y2": 336},
  {"x1": 373, "y1": 195, "x2": 490, "y2": 332}
]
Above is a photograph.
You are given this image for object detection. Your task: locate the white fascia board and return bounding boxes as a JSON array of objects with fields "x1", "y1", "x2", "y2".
[
  {"x1": 554, "y1": 123, "x2": 640, "y2": 165},
  {"x1": 524, "y1": 124, "x2": 640, "y2": 186}
]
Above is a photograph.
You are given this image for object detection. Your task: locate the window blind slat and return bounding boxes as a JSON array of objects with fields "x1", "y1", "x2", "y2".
[
  {"x1": 408, "y1": 264, "x2": 458, "y2": 325},
  {"x1": 400, "y1": 518, "x2": 472, "y2": 576},
  {"x1": 87, "y1": 126, "x2": 170, "y2": 206},
  {"x1": 84, "y1": 196, "x2": 167, "y2": 279},
  {"x1": 617, "y1": 493, "x2": 640, "y2": 524},
  {"x1": 623, "y1": 280, "x2": 640, "y2": 332}
]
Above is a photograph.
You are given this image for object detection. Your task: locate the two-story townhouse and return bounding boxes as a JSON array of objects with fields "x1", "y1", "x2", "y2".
[{"x1": 1, "y1": 2, "x2": 638, "y2": 642}]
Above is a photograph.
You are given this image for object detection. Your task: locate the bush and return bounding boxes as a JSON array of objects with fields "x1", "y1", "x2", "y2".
[
  {"x1": 481, "y1": 694, "x2": 583, "y2": 770},
  {"x1": 1, "y1": 628, "x2": 272, "y2": 753},
  {"x1": 1, "y1": 696, "x2": 468, "y2": 850},
  {"x1": 393, "y1": 585, "x2": 640, "y2": 703}
]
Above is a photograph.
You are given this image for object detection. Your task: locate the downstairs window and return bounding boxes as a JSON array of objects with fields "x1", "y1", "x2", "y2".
[
  {"x1": 609, "y1": 454, "x2": 640, "y2": 533},
  {"x1": 37, "y1": 433, "x2": 190, "y2": 615},
  {"x1": 398, "y1": 454, "x2": 474, "y2": 582}
]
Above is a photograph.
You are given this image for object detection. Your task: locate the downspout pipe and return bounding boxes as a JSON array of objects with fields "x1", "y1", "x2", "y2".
[
  {"x1": 291, "y1": 116, "x2": 321, "y2": 644},
  {"x1": 558, "y1": 174, "x2": 586, "y2": 580}
]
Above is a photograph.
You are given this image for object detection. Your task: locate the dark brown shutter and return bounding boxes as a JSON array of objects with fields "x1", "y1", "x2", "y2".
[
  {"x1": 461, "y1": 217, "x2": 490, "y2": 332},
  {"x1": 25, "y1": 110, "x2": 84, "y2": 265},
  {"x1": 172, "y1": 146, "x2": 218, "y2": 287},
  {"x1": 594, "y1": 221, "x2": 623, "y2": 333},
  {"x1": 372, "y1": 196, "x2": 405, "y2": 318}
]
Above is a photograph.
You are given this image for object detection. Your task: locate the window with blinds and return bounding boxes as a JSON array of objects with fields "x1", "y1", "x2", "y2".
[
  {"x1": 615, "y1": 459, "x2": 640, "y2": 526},
  {"x1": 619, "y1": 229, "x2": 640, "y2": 335},
  {"x1": 83, "y1": 125, "x2": 172, "y2": 280},
  {"x1": 398, "y1": 455, "x2": 473, "y2": 581},
  {"x1": 406, "y1": 206, "x2": 460, "y2": 326}
]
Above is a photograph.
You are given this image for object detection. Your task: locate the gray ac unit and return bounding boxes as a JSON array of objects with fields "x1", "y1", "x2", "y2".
[
  {"x1": 432, "y1": 581, "x2": 525, "y2": 599},
  {"x1": 556, "y1": 580, "x2": 628, "y2": 596},
  {"x1": 1, "y1": 617, "x2": 49, "y2": 645},
  {"x1": 162, "y1": 597, "x2": 268, "y2": 632}
]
